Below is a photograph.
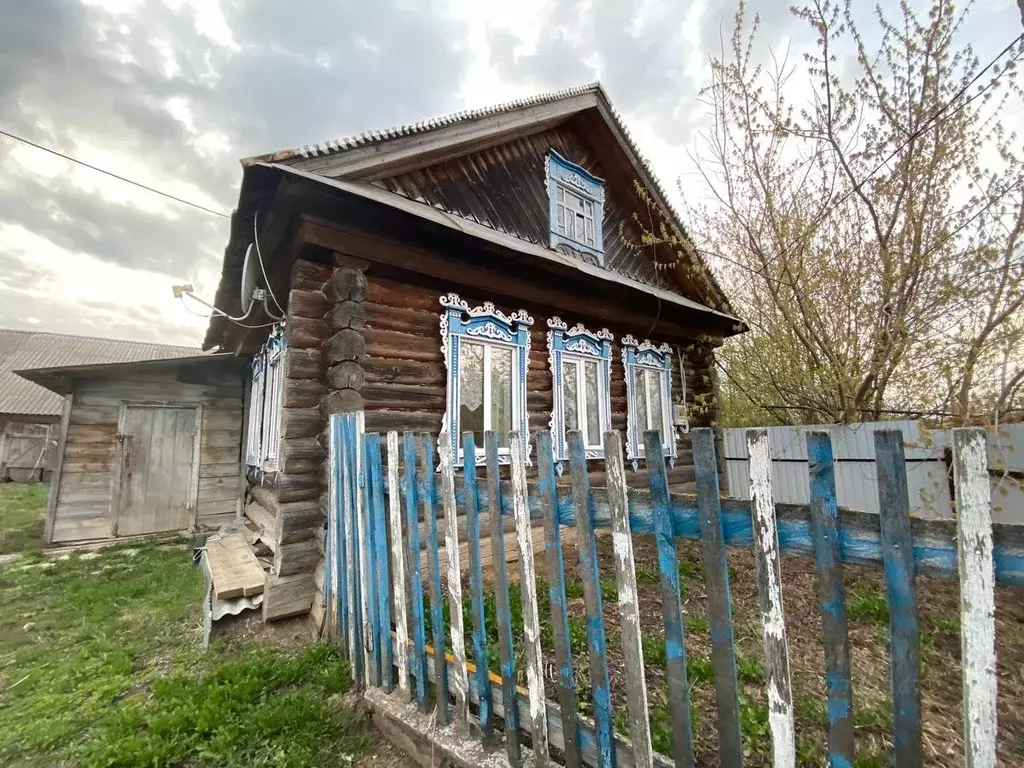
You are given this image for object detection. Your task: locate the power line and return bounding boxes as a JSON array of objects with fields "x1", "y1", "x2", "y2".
[{"x1": 0, "y1": 128, "x2": 231, "y2": 219}]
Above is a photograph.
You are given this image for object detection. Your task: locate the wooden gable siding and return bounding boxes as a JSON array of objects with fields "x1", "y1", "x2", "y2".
[
  {"x1": 359, "y1": 273, "x2": 719, "y2": 490},
  {"x1": 51, "y1": 372, "x2": 244, "y2": 544},
  {"x1": 372, "y1": 125, "x2": 671, "y2": 291}
]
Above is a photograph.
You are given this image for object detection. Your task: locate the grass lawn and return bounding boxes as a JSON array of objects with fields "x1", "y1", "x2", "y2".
[
  {"x1": 0, "y1": 483, "x2": 48, "y2": 555},
  {"x1": 0, "y1": 484, "x2": 369, "y2": 768}
]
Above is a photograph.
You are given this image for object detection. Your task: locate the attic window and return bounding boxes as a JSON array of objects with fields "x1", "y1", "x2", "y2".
[{"x1": 546, "y1": 150, "x2": 605, "y2": 261}]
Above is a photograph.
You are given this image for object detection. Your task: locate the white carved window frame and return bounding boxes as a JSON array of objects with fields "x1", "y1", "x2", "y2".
[
  {"x1": 547, "y1": 317, "x2": 613, "y2": 472},
  {"x1": 622, "y1": 334, "x2": 676, "y2": 469},
  {"x1": 439, "y1": 293, "x2": 533, "y2": 467},
  {"x1": 246, "y1": 328, "x2": 286, "y2": 476}
]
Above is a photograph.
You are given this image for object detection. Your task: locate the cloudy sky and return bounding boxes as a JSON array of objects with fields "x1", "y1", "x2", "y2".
[{"x1": 1, "y1": 0, "x2": 1019, "y2": 347}]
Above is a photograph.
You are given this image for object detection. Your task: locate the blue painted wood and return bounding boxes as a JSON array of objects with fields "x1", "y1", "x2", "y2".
[
  {"x1": 486, "y1": 431, "x2": 521, "y2": 766},
  {"x1": 363, "y1": 434, "x2": 382, "y2": 688},
  {"x1": 403, "y1": 431, "x2": 428, "y2": 709},
  {"x1": 537, "y1": 430, "x2": 581, "y2": 768},
  {"x1": 419, "y1": 433, "x2": 449, "y2": 725},
  {"x1": 644, "y1": 431, "x2": 695, "y2": 768},
  {"x1": 331, "y1": 415, "x2": 348, "y2": 648},
  {"x1": 343, "y1": 414, "x2": 364, "y2": 684},
  {"x1": 379, "y1": 479, "x2": 1024, "y2": 586},
  {"x1": 462, "y1": 432, "x2": 494, "y2": 741},
  {"x1": 874, "y1": 430, "x2": 922, "y2": 768},
  {"x1": 806, "y1": 432, "x2": 855, "y2": 768},
  {"x1": 366, "y1": 433, "x2": 394, "y2": 692},
  {"x1": 568, "y1": 430, "x2": 615, "y2": 768},
  {"x1": 691, "y1": 428, "x2": 742, "y2": 767}
]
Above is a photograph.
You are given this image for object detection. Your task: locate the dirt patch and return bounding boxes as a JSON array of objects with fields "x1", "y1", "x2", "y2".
[
  {"x1": 521, "y1": 534, "x2": 1024, "y2": 767},
  {"x1": 213, "y1": 611, "x2": 314, "y2": 654}
]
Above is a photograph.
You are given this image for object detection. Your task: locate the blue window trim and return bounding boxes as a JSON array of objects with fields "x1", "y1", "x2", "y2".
[
  {"x1": 545, "y1": 150, "x2": 605, "y2": 262},
  {"x1": 547, "y1": 317, "x2": 613, "y2": 474},
  {"x1": 439, "y1": 293, "x2": 533, "y2": 467},
  {"x1": 622, "y1": 334, "x2": 676, "y2": 469}
]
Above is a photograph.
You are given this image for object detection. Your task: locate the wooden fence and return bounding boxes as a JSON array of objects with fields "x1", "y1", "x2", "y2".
[{"x1": 323, "y1": 414, "x2": 1016, "y2": 767}]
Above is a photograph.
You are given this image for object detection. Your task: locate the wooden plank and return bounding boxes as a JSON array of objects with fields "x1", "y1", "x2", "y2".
[
  {"x1": 487, "y1": 430, "x2": 521, "y2": 766},
  {"x1": 510, "y1": 430, "x2": 549, "y2": 766},
  {"x1": 746, "y1": 430, "x2": 794, "y2": 768},
  {"x1": 344, "y1": 414, "x2": 364, "y2": 681},
  {"x1": 952, "y1": 429, "x2": 998, "y2": 768},
  {"x1": 404, "y1": 432, "x2": 428, "y2": 709},
  {"x1": 462, "y1": 432, "x2": 494, "y2": 739},
  {"x1": 356, "y1": 417, "x2": 375, "y2": 686},
  {"x1": 207, "y1": 532, "x2": 265, "y2": 599},
  {"x1": 568, "y1": 430, "x2": 614, "y2": 768},
  {"x1": 874, "y1": 430, "x2": 922, "y2": 768},
  {"x1": 367, "y1": 433, "x2": 393, "y2": 691},
  {"x1": 691, "y1": 428, "x2": 742, "y2": 767},
  {"x1": 440, "y1": 430, "x2": 468, "y2": 728},
  {"x1": 537, "y1": 430, "x2": 580, "y2": 767},
  {"x1": 806, "y1": 432, "x2": 855, "y2": 767},
  {"x1": 387, "y1": 431, "x2": 410, "y2": 697},
  {"x1": 418, "y1": 433, "x2": 448, "y2": 724},
  {"x1": 606, "y1": 430, "x2": 652, "y2": 768},
  {"x1": 645, "y1": 430, "x2": 695, "y2": 768},
  {"x1": 43, "y1": 394, "x2": 74, "y2": 545},
  {"x1": 263, "y1": 572, "x2": 314, "y2": 621},
  {"x1": 273, "y1": 538, "x2": 319, "y2": 576}
]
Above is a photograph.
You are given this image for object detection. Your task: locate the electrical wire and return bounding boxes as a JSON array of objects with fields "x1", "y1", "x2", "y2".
[
  {"x1": 253, "y1": 210, "x2": 285, "y2": 319},
  {"x1": 178, "y1": 289, "x2": 281, "y2": 329},
  {"x1": 0, "y1": 128, "x2": 230, "y2": 219}
]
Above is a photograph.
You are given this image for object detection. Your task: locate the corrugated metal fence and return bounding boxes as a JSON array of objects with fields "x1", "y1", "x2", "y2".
[
  {"x1": 724, "y1": 421, "x2": 1024, "y2": 524},
  {"x1": 322, "y1": 413, "x2": 1018, "y2": 767}
]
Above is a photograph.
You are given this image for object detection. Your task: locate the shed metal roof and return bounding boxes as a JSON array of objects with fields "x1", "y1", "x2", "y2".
[{"x1": 0, "y1": 329, "x2": 200, "y2": 418}]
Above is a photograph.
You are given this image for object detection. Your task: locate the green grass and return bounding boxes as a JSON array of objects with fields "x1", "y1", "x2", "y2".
[
  {"x1": 0, "y1": 483, "x2": 48, "y2": 554},
  {"x1": 0, "y1": 496, "x2": 369, "y2": 767},
  {"x1": 847, "y1": 589, "x2": 890, "y2": 624}
]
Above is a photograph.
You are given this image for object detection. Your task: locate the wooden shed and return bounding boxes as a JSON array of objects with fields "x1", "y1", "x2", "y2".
[
  {"x1": 0, "y1": 329, "x2": 198, "y2": 483},
  {"x1": 16, "y1": 354, "x2": 247, "y2": 546},
  {"x1": 201, "y1": 83, "x2": 746, "y2": 623}
]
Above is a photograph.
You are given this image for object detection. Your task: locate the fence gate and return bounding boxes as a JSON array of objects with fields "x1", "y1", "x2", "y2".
[{"x1": 324, "y1": 411, "x2": 1010, "y2": 768}]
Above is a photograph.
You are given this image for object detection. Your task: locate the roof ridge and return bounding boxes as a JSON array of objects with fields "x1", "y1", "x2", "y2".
[
  {"x1": 0, "y1": 327, "x2": 199, "y2": 349},
  {"x1": 243, "y1": 82, "x2": 603, "y2": 166}
]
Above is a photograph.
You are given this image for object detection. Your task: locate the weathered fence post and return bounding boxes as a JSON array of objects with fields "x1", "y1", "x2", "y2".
[
  {"x1": 952, "y1": 428, "x2": 997, "y2": 768},
  {"x1": 510, "y1": 430, "x2": 550, "y2": 766},
  {"x1": 386, "y1": 431, "x2": 410, "y2": 698},
  {"x1": 606, "y1": 430, "x2": 653, "y2": 768},
  {"x1": 874, "y1": 430, "x2": 922, "y2": 768},
  {"x1": 366, "y1": 433, "x2": 392, "y2": 691},
  {"x1": 746, "y1": 429, "x2": 794, "y2": 768},
  {"x1": 806, "y1": 431, "x2": 855, "y2": 767},
  {"x1": 419, "y1": 434, "x2": 449, "y2": 726},
  {"x1": 440, "y1": 431, "x2": 469, "y2": 729},
  {"x1": 403, "y1": 432, "x2": 428, "y2": 710},
  {"x1": 692, "y1": 427, "x2": 742, "y2": 767}
]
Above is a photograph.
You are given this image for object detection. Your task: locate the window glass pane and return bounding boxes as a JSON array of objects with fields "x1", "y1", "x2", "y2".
[
  {"x1": 584, "y1": 360, "x2": 600, "y2": 446},
  {"x1": 585, "y1": 200, "x2": 594, "y2": 216},
  {"x1": 647, "y1": 369, "x2": 664, "y2": 440},
  {"x1": 563, "y1": 361, "x2": 579, "y2": 432},
  {"x1": 575, "y1": 212, "x2": 585, "y2": 239},
  {"x1": 460, "y1": 342, "x2": 485, "y2": 446},
  {"x1": 633, "y1": 367, "x2": 647, "y2": 437},
  {"x1": 584, "y1": 216, "x2": 594, "y2": 246},
  {"x1": 491, "y1": 346, "x2": 513, "y2": 448},
  {"x1": 557, "y1": 186, "x2": 564, "y2": 202}
]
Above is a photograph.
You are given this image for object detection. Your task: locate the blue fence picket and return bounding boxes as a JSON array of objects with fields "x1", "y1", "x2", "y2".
[
  {"x1": 366, "y1": 433, "x2": 393, "y2": 692},
  {"x1": 874, "y1": 430, "x2": 922, "y2": 768},
  {"x1": 567, "y1": 430, "x2": 615, "y2": 768},
  {"x1": 333, "y1": 417, "x2": 348, "y2": 649},
  {"x1": 462, "y1": 432, "x2": 494, "y2": 741},
  {"x1": 403, "y1": 431, "x2": 428, "y2": 709},
  {"x1": 537, "y1": 430, "x2": 581, "y2": 768},
  {"x1": 419, "y1": 433, "x2": 449, "y2": 725},
  {"x1": 486, "y1": 430, "x2": 521, "y2": 766},
  {"x1": 644, "y1": 431, "x2": 695, "y2": 768},
  {"x1": 362, "y1": 435, "x2": 382, "y2": 687},
  {"x1": 342, "y1": 413, "x2": 363, "y2": 684},
  {"x1": 806, "y1": 432, "x2": 855, "y2": 768},
  {"x1": 691, "y1": 428, "x2": 742, "y2": 767}
]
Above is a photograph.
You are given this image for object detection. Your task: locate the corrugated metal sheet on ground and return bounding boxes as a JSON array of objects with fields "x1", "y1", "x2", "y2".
[
  {"x1": 0, "y1": 329, "x2": 199, "y2": 417},
  {"x1": 723, "y1": 421, "x2": 1024, "y2": 524}
]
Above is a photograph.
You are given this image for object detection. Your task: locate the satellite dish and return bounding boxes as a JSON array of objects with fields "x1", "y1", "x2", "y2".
[{"x1": 240, "y1": 243, "x2": 260, "y2": 317}]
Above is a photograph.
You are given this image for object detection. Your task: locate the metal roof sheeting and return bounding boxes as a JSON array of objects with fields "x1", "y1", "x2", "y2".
[{"x1": 0, "y1": 329, "x2": 199, "y2": 418}]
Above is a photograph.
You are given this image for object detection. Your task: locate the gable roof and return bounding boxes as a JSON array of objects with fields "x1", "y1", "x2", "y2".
[
  {"x1": 0, "y1": 329, "x2": 199, "y2": 418},
  {"x1": 243, "y1": 82, "x2": 735, "y2": 318}
]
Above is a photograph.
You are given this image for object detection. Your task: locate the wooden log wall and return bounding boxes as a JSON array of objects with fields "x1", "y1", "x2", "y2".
[{"x1": 353, "y1": 273, "x2": 720, "y2": 491}]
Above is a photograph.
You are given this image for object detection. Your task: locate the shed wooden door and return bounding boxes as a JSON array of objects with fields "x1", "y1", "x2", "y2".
[{"x1": 115, "y1": 406, "x2": 198, "y2": 537}]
